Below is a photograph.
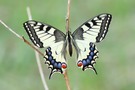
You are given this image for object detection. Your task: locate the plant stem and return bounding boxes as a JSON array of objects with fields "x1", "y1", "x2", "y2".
[
  {"x1": 64, "y1": 0, "x2": 71, "y2": 90},
  {"x1": 0, "y1": 20, "x2": 44, "y2": 57},
  {"x1": 26, "y1": 6, "x2": 49, "y2": 90},
  {"x1": 66, "y1": 0, "x2": 71, "y2": 32}
]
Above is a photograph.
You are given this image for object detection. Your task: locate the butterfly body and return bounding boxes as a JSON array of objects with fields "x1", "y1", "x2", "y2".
[
  {"x1": 23, "y1": 13, "x2": 112, "y2": 78},
  {"x1": 67, "y1": 31, "x2": 74, "y2": 56}
]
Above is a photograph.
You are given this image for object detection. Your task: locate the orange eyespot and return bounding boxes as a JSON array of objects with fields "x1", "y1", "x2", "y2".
[
  {"x1": 77, "y1": 61, "x2": 83, "y2": 67},
  {"x1": 61, "y1": 63, "x2": 67, "y2": 69}
]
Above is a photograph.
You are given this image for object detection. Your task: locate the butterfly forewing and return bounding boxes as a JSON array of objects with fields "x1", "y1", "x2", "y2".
[
  {"x1": 23, "y1": 20, "x2": 66, "y2": 48},
  {"x1": 72, "y1": 13, "x2": 112, "y2": 43},
  {"x1": 23, "y1": 20, "x2": 67, "y2": 78},
  {"x1": 72, "y1": 13, "x2": 112, "y2": 72}
]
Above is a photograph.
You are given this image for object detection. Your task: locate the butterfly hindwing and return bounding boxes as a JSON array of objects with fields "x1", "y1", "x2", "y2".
[
  {"x1": 72, "y1": 13, "x2": 112, "y2": 72},
  {"x1": 44, "y1": 44, "x2": 67, "y2": 79},
  {"x1": 23, "y1": 20, "x2": 67, "y2": 78},
  {"x1": 74, "y1": 41, "x2": 99, "y2": 73}
]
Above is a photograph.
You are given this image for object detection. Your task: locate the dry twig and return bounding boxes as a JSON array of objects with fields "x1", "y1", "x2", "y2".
[
  {"x1": 63, "y1": 0, "x2": 71, "y2": 90},
  {"x1": 26, "y1": 7, "x2": 49, "y2": 90}
]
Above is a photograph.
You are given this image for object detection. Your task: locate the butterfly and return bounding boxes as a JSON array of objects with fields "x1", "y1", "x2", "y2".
[{"x1": 23, "y1": 13, "x2": 112, "y2": 79}]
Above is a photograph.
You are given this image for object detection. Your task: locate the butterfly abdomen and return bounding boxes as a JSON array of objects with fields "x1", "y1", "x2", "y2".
[{"x1": 67, "y1": 31, "x2": 73, "y2": 56}]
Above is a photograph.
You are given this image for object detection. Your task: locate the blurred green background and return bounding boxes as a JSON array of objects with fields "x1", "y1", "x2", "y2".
[{"x1": 0, "y1": 0, "x2": 135, "y2": 90}]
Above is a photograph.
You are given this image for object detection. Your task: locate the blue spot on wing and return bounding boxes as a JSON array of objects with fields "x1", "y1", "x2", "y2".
[
  {"x1": 51, "y1": 59, "x2": 55, "y2": 64},
  {"x1": 82, "y1": 59, "x2": 87, "y2": 66},
  {"x1": 90, "y1": 47, "x2": 94, "y2": 51},
  {"x1": 86, "y1": 59, "x2": 90, "y2": 64},
  {"x1": 88, "y1": 56, "x2": 92, "y2": 60},
  {"x1": 48, "y1": 52, "x2": 52, "y2": 55},
  {"x1": 90, "y1": 52, "x2": 94, "y2": 56},
  {"x1": 48, "y1": 56, "x2": 53, "y2": 61},
  {"x1": 57, "y1": 62, "x2": 62, "y2": 68}
]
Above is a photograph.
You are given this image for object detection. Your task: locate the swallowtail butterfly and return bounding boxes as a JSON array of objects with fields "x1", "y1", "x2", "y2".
[{"x1": 23, "y1": 13, "x2": 112, "y2": 79}]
